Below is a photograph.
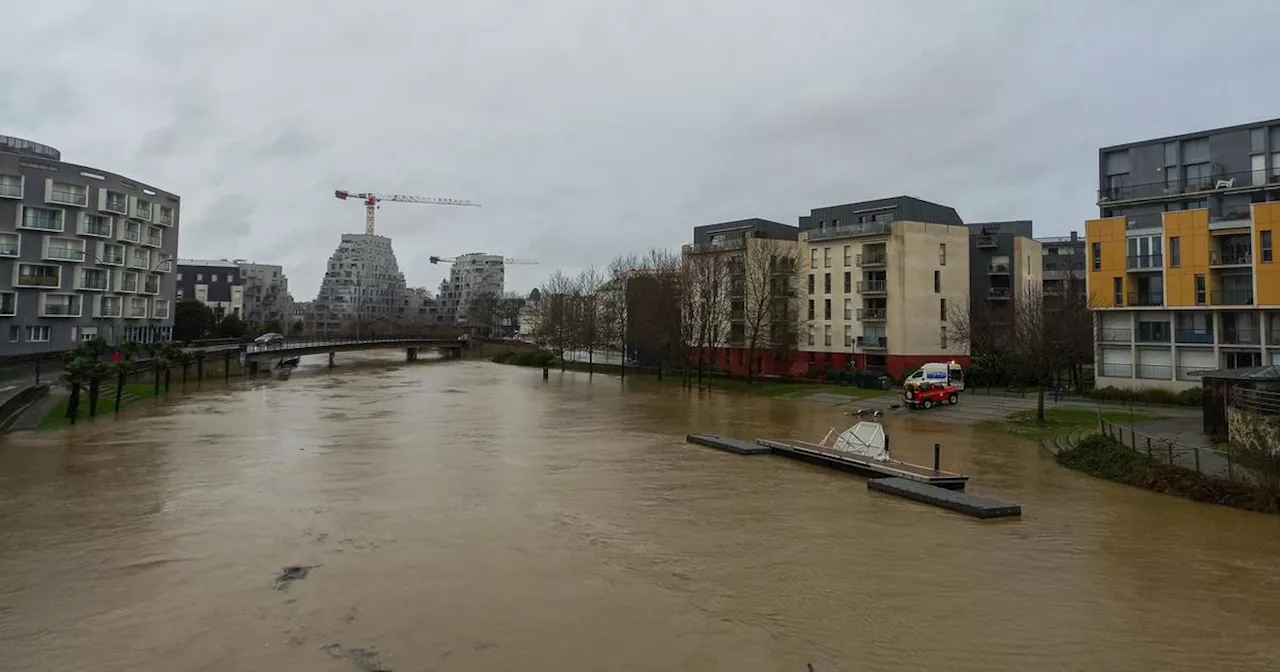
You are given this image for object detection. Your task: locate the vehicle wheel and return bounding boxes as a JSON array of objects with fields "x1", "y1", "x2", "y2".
[
  {"x1": 922, "y1": 399, "x2": 933, "y2": 409},
  {"x1": 948, "y1": 394, "x2": 958, "y2": 405}
]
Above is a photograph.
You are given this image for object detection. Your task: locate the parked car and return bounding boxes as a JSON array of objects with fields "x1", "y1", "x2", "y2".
[{"x1": 255, "y1": 332, "x2": 285, "y2": 345}]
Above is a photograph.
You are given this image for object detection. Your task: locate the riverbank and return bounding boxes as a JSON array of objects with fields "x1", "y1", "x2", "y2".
[
  {"x1": 1057, "y1": 434, "x2": 1278, "y2": 514},
  {"x1": 36, "y1": 383, "x2": 160, "y2": 431}
]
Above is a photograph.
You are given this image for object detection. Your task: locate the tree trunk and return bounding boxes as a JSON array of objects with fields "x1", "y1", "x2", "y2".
[
  {"x1": 68, "y1": 384, "x2": 81, "y2": 424},
  {"x1": 197, "y1": 359, "x2": 204, "y2": 383},
  {"x1": 153, "y1": 366, "x2": 160, "y2": 395},
  {"x1": 588, "y1": 348, "x2": 593, "y2": 376},
  {"x1": 182, "y1": 364, "x2": 188, "y2": 385},
  {"x1": 1036, "y1": 384, "x2": 1046, "y2": 421},
  {"x1": 164, "y1": 368, "x2": 171, "y2": 393},
  {"x1": 88, "y1": 379, "x2": 100, "y2": 418},
  {"x1": 115, "y1": 372, "x2": 125, "y2": 414}
]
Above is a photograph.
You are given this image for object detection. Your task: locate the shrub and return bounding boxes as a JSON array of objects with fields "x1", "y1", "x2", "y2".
[
  {"x1": 491, "y1": 351, "x2": 516, "y2": 364},
  {"x1": 1086, "y1": 385, "x2": 1201, "y2": 407}
]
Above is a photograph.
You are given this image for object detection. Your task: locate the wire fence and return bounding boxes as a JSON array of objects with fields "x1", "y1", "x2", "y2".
[{"x1": 1099, "y1": 418, "x2": 1252, "y2": 484}]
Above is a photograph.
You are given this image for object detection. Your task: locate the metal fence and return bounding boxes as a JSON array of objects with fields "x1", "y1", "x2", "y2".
[{"x1": 1099, "y1": 418, "x2": 1252, "y2": 484}]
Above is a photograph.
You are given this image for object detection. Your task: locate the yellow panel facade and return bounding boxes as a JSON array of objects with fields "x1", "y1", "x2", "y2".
[
  {"x1": 1162, "y1": 209, "x2": 1210, "y2": 307},
  {"x1": 1255, "y1": 203, "x2": 1280, "y2": 307},
  {"x1": 1085, "y1": 217, "x2": 1125, "y2": 307}
]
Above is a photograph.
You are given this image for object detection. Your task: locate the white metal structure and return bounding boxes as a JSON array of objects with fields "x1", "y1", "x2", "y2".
[
  {"x1": 819, "y1": 422, "x2": 889, "y2": 461},
  {"x1": 333, "y1": 190, "x2": 479, "y2": 235},
  {"x1": 429, "y1": 255, "x2": 538, "y2": 265}
]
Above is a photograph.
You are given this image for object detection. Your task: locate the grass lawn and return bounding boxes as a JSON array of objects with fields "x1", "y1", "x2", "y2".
[
  {"x1": 39, "y1": 383, "x2": 160, "y2": 431},
  {"x1": 703, "y1": 377, "x2": 890, "y2": 400},
  {"x1": 976, "y1": 406, "x2": 1160, "y2": 441}
]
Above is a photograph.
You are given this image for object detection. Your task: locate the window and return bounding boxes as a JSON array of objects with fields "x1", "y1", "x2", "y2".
[
  {"x1": 844, "y1": 298, "x2": 852, "y2": 320},
  {"x1": 844, "y1": 324, "x2": 852, "y2": 347},
  {"x1": 823, "y1": 273, "x2": 831, "y2": 293},
  {"x1": 211, "y1": 274, "x2": 218, "y2": 283},
  {"x1": 807, "y1": 299, "x2": 815, "y2": 320},
  {"x1": 196, "y1": 273, "x2": 203, "y2": 282},
  {"x1": 80, "y1": 326, "x2": 99, "y2": 341},
  {"x1": 933, "y1": 270, "x2": 940, "y2": 293},
  {"x1": 940, "y1": 326, "x2": 948, "y2": 349},
  {"x1": 176, "y1": 272, "x2": 183, "y2": 281},
  {"x1": 823, "y1": 247, "x2": 831, "y2": 268},
  {"x1": 1113, "y1": 277, "x2": 1123, "y2": 306},
  {"x1": 25, "y1": 326, "x2": 50, "y2": 342},
  {"x1": 843, "y1": 245, "x2": 851, "y2": 266},
  {"x1": 1169, "y1": 237, "x2": 1181, "y2": 267},
  {"x1": 1091, "y1": 242, "x2": 1102, "y2": 271},
  {"x1": 940, "y1": 298, "x2": 947, "y2": 320},
  {"x1": 807, "y1": 328, "x2": 814, "y2": 346},
  {"x1": 9, "y1": 325, "x2": 19, "y2": 342},
  {"x1": 823, "y1": 299, "x2": 831, "y2": 320},
  {"x1": 1195, "y1": 274, "x2": 1206, "y2": 305},
  {"x1": 810, "y1": 249, "x2": 818, "y2": 268},
  {"x1": 1262, "y1": 230, "x2": 1273, "y2": 263},
  {"x1": 843, "y1": 272, "x2": 851, "y2": 293},
  {"x1": 823, "y1": 325, "x2": 832, "y2": 346},
  {"x1": 939, "y1": 243, "x2": 947, "y2": 265},
  {"x1": 808, "y1": 274, "x2": 814, "y2": 295}
]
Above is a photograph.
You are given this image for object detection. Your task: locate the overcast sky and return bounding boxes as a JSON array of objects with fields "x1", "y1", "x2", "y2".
[{"x1": 5, "y1": 0, "x2": 1279, "y2": 297}]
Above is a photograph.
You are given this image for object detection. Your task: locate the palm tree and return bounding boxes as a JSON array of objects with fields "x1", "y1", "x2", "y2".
[
  {"x1": 60, "y1": 352, "x2": 94, "y2": 424},
  {"x1": 159, "y1": 342, "x2": 183, "y2": 393},
  {"x1": 80, "y1": 337, "x2": 111, "y2": 417},
  {"x1": 111, "y1": 358, "x2": 133, "y2": 415}
]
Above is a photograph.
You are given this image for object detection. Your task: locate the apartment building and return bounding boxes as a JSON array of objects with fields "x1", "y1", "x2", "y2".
[
  {"x1": 682, "y1": 218, "x2": 800, "y2": 376},
  {"x1": 237, "y1": 261, "x2": 291, "y2": 327},
  {"x1": 311, "y1": 234, "x2": 407, "y2": 337},
  {"x1": 1087, "y1": 119, "x2": 1280, "y2": 391},
  {"x1": 1037, "y1": 232, "x2": 1087, "y2": 300},
  {"x1": 797, "y1": 197, "x2": 971, "y2": 378},
  {"x1": 176, "y1": 260, "x2": 244, "y2": 318},
  {"x1": 967, "y1": 221, "x2": 1044, "y2": 335},
  {"x1": 437, "y1": 253, "x2": 504, "y2": 328},
  {"x1": 0, "y1": 135, "x2": 179, "y2": 353}
]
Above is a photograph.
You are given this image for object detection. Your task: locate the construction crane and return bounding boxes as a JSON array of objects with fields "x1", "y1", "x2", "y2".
[
  {"x1": 429, "y1": 255, "x2": 539, "y2": 265},
  {"x1": 334, "y1": 190, "x2": 479, "y2": 235}
]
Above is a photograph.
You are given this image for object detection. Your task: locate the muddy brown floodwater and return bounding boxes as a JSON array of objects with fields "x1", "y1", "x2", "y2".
[{"x1": 2, "y1": 354, "x2": 1280, "y2": 671}]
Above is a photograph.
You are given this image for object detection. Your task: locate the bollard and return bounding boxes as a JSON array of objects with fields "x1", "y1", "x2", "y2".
[
  {"x1": 934, "y1": 443, "x2": 941, "y2": 472},
  {"x1": 542, "y1": 365, "x2": 549, "y2": 380},
  {"x1": 1194, "y1": 446, "x2": 1201, "y2": 473}
]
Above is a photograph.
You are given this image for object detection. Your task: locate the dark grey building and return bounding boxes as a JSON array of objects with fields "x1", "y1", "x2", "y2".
[
  {"x1": 689, "y1": 218, "x2": 798, "y2": 248},
  {"x1": 237, "y1": 261, "x2": 291, "y2": 327},
  {"x1": 1098, "y1": 117, "x2": 1280, "y2": 224},
  {"x1": 176, "y1": 260, "x2": 244, "y2": 317},
  {"x1": 798, "y1": 196, "x2": 964, "y2": 235},
  {"x1": 969, "y1": 219, "x2": 1034, "y2": 306},
  {"x1": 0, "y1": 135, "x2": 180, "y2": 354}
]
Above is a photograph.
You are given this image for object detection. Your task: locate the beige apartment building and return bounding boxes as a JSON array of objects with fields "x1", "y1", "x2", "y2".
[{"x1": 795, "y1": 197, "x2": 972, "y2": 379}]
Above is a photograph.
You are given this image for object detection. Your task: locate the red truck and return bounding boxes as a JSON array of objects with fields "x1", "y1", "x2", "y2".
[{"x1": 903, "y1": 381, "x2": 959, "y2": 410}]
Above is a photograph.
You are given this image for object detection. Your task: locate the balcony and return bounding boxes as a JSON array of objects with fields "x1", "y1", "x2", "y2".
[
  {"x1": 80, "y1": 214, "x2": 112, "y2": 237},
  {"x1": 856, "y1": 253, "x2": 886, "y2": 267},
  {"x1": 975, "y1": 234, "x2": 998, "y2": 248},
  {"x1": 988, "y1": 287, "x2": 1012, "y2": 300},
  {"x1": 126, "y1": 300, "x2": 148, "y2": 319},
  {"x1": 128, "y1": 254, "x2": 150, "y2": 270},
  {"x1": 48, "y1": 184, "x2": 88, "y2": 207},
  {"x1": 1126, "y1": 292, "x2": 1164, "y2": 307},
  {"x1": 19, "y1": 207, "x2": 64, "y2": 232},
  {"x1": 97, "y1": 297, "x2": 122, "y2": 318},
  {"x1": 857, "y1": 335, "x2": 888, "y2": 350},
  {"x1": 41, "y1": 296, "x2": 83, "y2": 318},
  {"x1": 102, "y1": 193, "x2": 129, "y2": 215},
  {"x1": 99, "y1": 246, "x2": 125, "y2": 265},
  {"x1": 157, "y1": 207, "x2": 174, "y2": 226},
  {"x1": 143, "y1": 275, "x2": 160, "y2": 295},
  {"x1": 1098, "y1": 167, "x2": 1279, "y2": 204},
  {"x1": 803, "y1": 221, "x2": 890, "y2": 242},
  {"x1": 153, "y1": 300, "x2": 170, "y2": 319},
  {"x1": 1210, "y1": 289, "x2": 1254, "y2": 306},
  {"x1": 121, "y1": 225, "x2": 141, "y2": 243},
  {"x1": 0, "y1": 176, "x2": 23, "y2": 199},
  {"x1": 120, "y1": 274, "x2": 139, "y2": 293},
  {"x1": 1209, "y1": 249, "x2": 1252, "y2": 267},
  {"x1": 1126, "y1": 254, "x2": 1163, "y2": 271},
  {"x1": 858, "y1": 308, "x2": 886, "y2": 321},
  {"x1": 44, "y1": 241, "x2": 86, "y2": 262},
  {"x1": 856, "y1": 280, "x2": 887, "y2": 295},
  {"x1": 988, "y1": 262, "x2": 1010, "y2": 275},
  {"x1": 1175, "y1": 330, "x2": 1214, "y2": 345},
  {"x1": 683, "y1": 238, "x2": 746, "y2": 254},
  {"x1": 132, "y1": 199, "x2": 153, "y2": 222},
  {"x1": 1221, "y1": 329, "x2": 1261, "y2": 346},
  {"x1": 1209, "y1": 205, "x2": 1253, "y2": 229},
  {"x1": 1099, "y1": 327, "x2": 1132, "y2": 342},
  {"x1": 144, "y1": 231, "x2": 162, "y2": 248},
  {"x1": 1125, "y1": 212, "x2": 1163, "y2": 231},
  {"x1": 77, "y1": 270, "x2": 110, "y2": 291},
  {"x1": 16, "y1": 266, "x2": 61, "y2": 288},
  {"x1": 0, "y1": 233, "x2": 17, "y2": 257}
]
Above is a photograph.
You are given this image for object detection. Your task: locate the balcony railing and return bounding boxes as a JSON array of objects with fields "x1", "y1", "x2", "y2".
[
  {"x1": 856, "y1": 253, "x2": 886, "y2": 267},
  {"x1": 101, "y1": 252, "x2": 125, "y2": 265},
  {"x1": 50, "y1": 189, "x2": 88, "y2": 206},
  {"x1": 46, "y1": 246, "x2": 85, "y2": 261},
  {"x1": 105, "y1": 198, "x2": 128, "y2": 213},
  {"x1": 144, "y1": 279, "x2": 161, "y2": 294},
  {"x1": 1209, "y1": 249, "x2": 1252, "y2": 266},
  {"x1": 129, "y1": 256, "x2": 150, "y2": 270},
  {"x1": 157, "y1": 210, "x2": 174, "y2": 226},
  {"x1": 134, "y1": 204, "x2": 152, "y2": 220},
  {"x1": 145, "y1": 233, "x2": 162, "y2": 247},
  {"x1": 153, "y1": 303, "x2": 170, "y2": 319},
  {"x1": 79, "y1": 274, "x2": 109, "y2": 290},
  {"x1": 1126, "y1": 292, "x2": 1164, "y2": 307},
  {"x1": 1099, "y1": 363, "x2": 1132, "y2": 378},
  {"x1": 988, "y1": 262, "x2": 1010, "y2": 274},
  {"x1": 1210, "y1": 205, "x2": 1253, "y2": 227},
  {"x1": 1220, "y1": 329, "x2": 1261, "y2": 346},
  {"x1": 1125, "y1": 212, "x2": 1163, "y2": 231},
  {"x1": 43, "y1": 301, "x2": 82, "y2": 317},
  {"x1": 1126, "y1": 254, "x2": 1163, "y2": 270},
  {"x1": 122, "y1": 229, "x2": 141, "y2": 243},
  {"x1": 18, "y1": 274, "x2": 59, "y2": 288},
  {"x1": 804, "y1": 221, "x2": 890, "y2": 242},
  {"x1": 1135, "y1": 327, "x2": 1171, "y2": 343},
  {"x1": 98, "y1": 300, "x2": 122, "y2": 318},
  {"x1": 683, "y1": 238, "x2": 746, "y2": 254},
  {"x1": 0, "y1": 243, "x2": 17, "y2": 256},
  {"x1": 858, "y1": 308, "x2": 886, "y2": 321},
  {"x1": 83, "y1": 218, "x2": 112, "y2": 236},
  {"x1": 1136, "y1": 364, "x2": 1173, "y2": 380},
  {"x1": 1210, "y1": 289, "x2": 1254, "y2": 306},
  {"x1": 857, "y1": 335, "x2": 887, "y2": 350},
  {"x1": 988, "y1": 287, "x2": 1012, "y2": 300},
  {"x1": 975, "y1": 234, "x2": 998, "y2": 248},
  {"x1": 1175, "y1": 330, "x2": 1213, "y2": 344},
  {"x1": 22, "y1": 213, "x2": 61, "y2": 230},
  {"x1": 127, "y1": 303, "x2": 148, "y2": 318},
  {"x1": 1099, "y1": 328, "x2": 1132, "y2": 342},
  {"x1": 1098, "y1": 167, "x2": 1280, "y2": 203},
  {"x1": 856, "y1": 280, "x2": 886, "y2": 294},
  {"x1": 0, "y1": 183, "x2": 22, "y2": 198}
]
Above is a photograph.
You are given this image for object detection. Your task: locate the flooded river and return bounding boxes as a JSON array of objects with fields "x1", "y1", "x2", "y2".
[{"x1": 2, "y1": 354, "x2": 1279, "y2": 671}]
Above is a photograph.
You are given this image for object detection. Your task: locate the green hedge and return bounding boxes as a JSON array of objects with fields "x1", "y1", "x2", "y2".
[
  {"x1": 1058, "y1": 434, "x2": 1276, "y2": 513},
  {"x1": 491, "y1": 350, "x2": 556, "y2": 367},
  {"x1": 1086, "y1": 385, "x2": 1202, "y2": 407}
]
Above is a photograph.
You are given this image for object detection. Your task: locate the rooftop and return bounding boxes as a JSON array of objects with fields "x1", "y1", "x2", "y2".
[
  {"x1": 177, "y1": 258, "x2": 241, "y2": 269},
  {"x1": 1100, "y1": 117, "x2": 1280, "y2": 152}
]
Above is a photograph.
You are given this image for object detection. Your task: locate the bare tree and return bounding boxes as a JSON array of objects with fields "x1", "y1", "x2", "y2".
[
  {"x1": 530, "y1": 270, "x2": 575, "y2": 367},
  {"x1": 497, "y1": 291, "x2": 525, "y2": 337},
  {"x1": 469, "y1": 291, "x2": 501, "y2": 338},
  {"x1": 599, "y1": 254, "x2": 638, "y2": 379},
  {"x1": 684, "y1": 251, "x2": 730, "y2": 385},
  {"x1": 572, "y1": 267, "x2": 605, "y2": 375},
  {"x1": 739, "y1": 239, "x2": 800, "y2": 382}
]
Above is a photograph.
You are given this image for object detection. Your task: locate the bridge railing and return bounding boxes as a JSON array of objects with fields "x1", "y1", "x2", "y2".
[{"x1": 244, "y1": 335, "x2": 465, "y2": 354}]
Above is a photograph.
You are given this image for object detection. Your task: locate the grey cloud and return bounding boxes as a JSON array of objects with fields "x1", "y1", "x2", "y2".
[{"x1": 9, "y1": 0, "x2": 1280, "y2": 298}]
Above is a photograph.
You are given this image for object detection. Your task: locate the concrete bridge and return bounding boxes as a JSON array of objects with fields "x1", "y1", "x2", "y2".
[{"x1": 241, "y1": 336, "x2": 466, "y2": 370}]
